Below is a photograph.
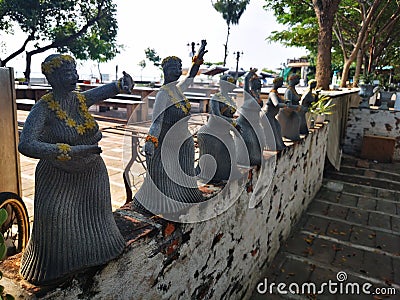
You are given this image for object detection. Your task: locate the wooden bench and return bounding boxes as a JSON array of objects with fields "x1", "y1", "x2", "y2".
[
  {"x1": 16, "y1": 99, "x2": 36, "y2": 111},
  {"x1": 147, "y1": 94, "x2": 210, "y2": 113},
  {"x1": 98, "y1": 94, "x2": 144, "y2": 122}
]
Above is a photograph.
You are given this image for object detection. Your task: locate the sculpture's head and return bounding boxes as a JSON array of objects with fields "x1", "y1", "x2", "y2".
[
  {"x1": 42, "y1": 54, "x2": 78, "y2": 92},
  {"x1": 288, "y1": 73, "x2": 300, "y2": 86},
  {"x1": 220, "y1": 74, "x2": 235, "y2": 84},
  {"x1": 250, "y1": 74, "x2": 262, "y2": 93},
  {"x1": 273, "y1": 76, "x2": 284, "y2": 88},
  {"x1": 162, "y1": 56, "x2": 182, "y2": 83},
  {"x1": 308, "y1": 79, "x2": 317, "y2": 89},
  {"x1": 220, "y1": 74, "x2": 236, "y2": 92}
]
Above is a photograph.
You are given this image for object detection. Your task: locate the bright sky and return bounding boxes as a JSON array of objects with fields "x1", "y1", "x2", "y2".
[{"x1": 3, "y1": 0, "x2": 306, "y2": 81}]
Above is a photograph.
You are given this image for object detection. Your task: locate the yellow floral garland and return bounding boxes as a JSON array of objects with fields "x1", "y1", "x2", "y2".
[
  {"x1": 214, "y1": 93, "x2": 236, "y2": 114},
  {"x1": 42, "y1": 92, "x2": 97, "y2": 135},
  {"x1": 41, "y1": 55, "x2": 75, "y2": 74},
  {"x1": 161, "y1": 85, "x2": 191, "y2": 114},
  {"x1": 56, "y1": 143, "x2": 71, "y2": 161}
]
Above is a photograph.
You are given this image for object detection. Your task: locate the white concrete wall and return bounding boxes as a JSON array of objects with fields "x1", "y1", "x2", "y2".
[
  {"x1": 343, "y1": 108, "x2": 400, "y2": 161},
  {"x1": 43, "y1": 124, "x2": 328, "y2": 300}
]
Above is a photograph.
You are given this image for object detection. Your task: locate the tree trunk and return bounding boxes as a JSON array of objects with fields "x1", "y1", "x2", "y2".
[
  {"x1": 313, "y1": 0, "x2": 340, "y2": 90},
  {"x1": 341, "y1": 59, "x2": 352, "y2": 87},
  {"x1": 353, "y1": 49, "x2": 363, "y2": 87},
  {"x1": 223, "y1": 25, "x2": 230, "y2": 66},
  {"x1": 24, "y1": 52, "x2": 32, "y2": 85},
  {"x1": 1, "y1": 33, "x2": 35, "y2": 67}
]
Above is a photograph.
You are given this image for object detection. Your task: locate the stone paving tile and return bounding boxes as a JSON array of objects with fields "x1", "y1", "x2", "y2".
[
  {"x1": 331, "y1": 245, "x2": 365, "y2": 274},
  {"x1": 356, "y1": 197, "x2": 376, "y2": 210},
  {"x1": 326, "y1": 205, "x2": 350, "y2": 219},
  {"x1": 393, "y1": 259, "x2": 400, "y2": 286},
  {"x1": 306, "y1": 238, "x2": 336, "y2": 263},
  {"x1": 303, "y1": 216, "x2": 330, "y2": 235},
  {"x1": 368, "y1": 212, "x2": 392, "y2": 230},
  {"x1": 376, "y1": 200, "x2": 398, "y2": 215},
  {"x1": 375, "y1": 231, "x2": 400, "y2": 254},
  {"x1": 349, "y1": 226, "x2": 376, "y2": 248},
  {"x1": 361, "y1": 252, "x2": 394, "y2": 282},
  {"x1": 343, "y1": 184, "x2": 377, "y2": 198},
  {"x1": 316, "y1": 187, "x2": 342, "y2": 202},
  {"x1": 326, "y1": 222, "x2": 352, "y2": 241},
  {"x1": 391, "y1": 217, "x2": 400, "y2": 232},
  {"x1": 307, "y1": 200, "x2": 329, "y2": 215},
  {"x1": 275, "y1": 258, "x2": 313, "y2": 285},
  {"x1": 346, "y1": 208, "x2": 369, "y2": 225},
  {"x1": 377, "y1": 189, "x2": 398, "y2": 201},
  {"x1": 338, "y1": 193, "x2": 358, "y2": 207}
]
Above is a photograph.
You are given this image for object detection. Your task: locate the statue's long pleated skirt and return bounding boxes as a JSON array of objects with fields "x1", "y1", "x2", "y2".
[{"x1": 20, "y1": 157, "x2": 125, "y2": 285}]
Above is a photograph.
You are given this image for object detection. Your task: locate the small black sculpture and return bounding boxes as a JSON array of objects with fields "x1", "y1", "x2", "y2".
[
  {"x1": 277, "y1": 73, "x2": 302, "y2": 141},
  {"x1": 132, "y1": 41, "x2": 208, "y2": 218},
  {"x1": 196, "y1": 74, "x2": 241, "y2": 183},
  {"x1": 299, "y1": 79, "x2": 318, "y2": 135},
  {"x1": 264, "y1": 77, "x2": 287, "y2": 151},
  {"x1": 236, "y1": 69, "x2": 266, "y2": 167}
]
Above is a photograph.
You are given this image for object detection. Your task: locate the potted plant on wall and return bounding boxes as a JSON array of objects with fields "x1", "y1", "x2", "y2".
[
  {"x1": 308, "y1": 95, "x2": 335, "y2": 124},
  {"x1": 358, "y1": 72, "x2": 378, "y2": 108}
]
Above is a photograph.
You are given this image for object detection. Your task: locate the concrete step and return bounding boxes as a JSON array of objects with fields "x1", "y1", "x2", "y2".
[
  {"x1": 341, "y1": 155, "x2": 400, "y2": 175},
  {"x1": 325, "y1": 169, "x2": 400, "y2": 191},
  {"x1": 252, "y1": 155, "x2": 400, "y2": 299}
]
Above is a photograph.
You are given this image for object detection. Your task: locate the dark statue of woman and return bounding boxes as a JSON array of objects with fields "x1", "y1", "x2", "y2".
[
  {"x1": 264, "y1": 77, "x2": 287, "y2": 151},
  {"x1": 277, "y1": 73, "x2": 302, "y2": 141},
  {"x1": 299, "y1": 79, "x2": 318, "y2": 135},
  {"x1": 196, "y1": 74, "x2": 241, "y2": 184},
  {"x1": 18, "y1": 54, "x2": 133, "y2": 285},
  {"x1": 132, "y1": 41, "x2": 208, "y2": 218},
  {"x1": 236, "y1": 69, "x2": 266, "y2": 167}
]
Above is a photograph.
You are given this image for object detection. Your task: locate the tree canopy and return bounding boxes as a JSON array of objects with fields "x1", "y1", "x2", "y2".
[
  {"x1": 0, "y1": 0, "x2": 119, "y2": 82},
  {"x1": 264, "y1": 0, "x2": 400, "y2": 88},
  {"x1": 212, "y1": 0, "x2": 250, "y2": 66}
]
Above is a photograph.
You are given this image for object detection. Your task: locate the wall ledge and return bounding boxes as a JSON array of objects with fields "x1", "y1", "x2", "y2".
[{"x1": 0, "y1": 124, "x2": 329, "y2": 300}]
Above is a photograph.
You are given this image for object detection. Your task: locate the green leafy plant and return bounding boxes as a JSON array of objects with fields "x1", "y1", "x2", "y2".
[
  {"x1": 0, "y1": 208, "x2": 14, "y2": 300},
  {"x1": 309, "y1": 95, "x2": 335, "y2": 115},
  {"x1": 359, "y1": 73, "x2": 375, "y2": 85},
  {"x1": 377, "y1": 74, "x2": 395, "y2": 92}
]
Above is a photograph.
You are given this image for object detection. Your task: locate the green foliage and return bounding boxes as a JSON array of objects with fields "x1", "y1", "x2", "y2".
[
  {"x1": 359, "y1": 73, "x2": 376, "y2": 85},
  {"x1": 212, "y1": 0, "x2": 250, "y2": 26},
  {"x1": 309, "y1": 95, "x2": 335, "y2": 115},
  {"x1": 144, "y1": 48, "x2": 161, "y2": 68},
  {"x1": 265, "y1": 0, "x2": 400, "y2": 75},
  {"x1": 0, "y1": 208, "x2": 14, "y2": 300},
  {"x1": 138, "y1": 59, "x2": 146, "y2": 70},
  {"x1": 212, "y1": 0, "x2": 250, "y2": 66},
  {"x1": 264, "y1": 0, "x2": 317, "y2": 55},
  {"x1": 0, "y1": 0, "x2": 119, "y2": 69}
]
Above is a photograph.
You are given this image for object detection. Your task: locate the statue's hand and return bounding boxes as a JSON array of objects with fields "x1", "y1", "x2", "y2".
[
  {"x1": 70, "y1": 145, "x2": 102, "y2": 158},
  {"x1": 119, "y1": 71, "x2": 134, "y2": 93},
  {"x1": 197, "y1": 39, "x2": 208, "y2": 60},
  {"x1": 144, "y1": 141, "x2": 155, "y2": 157}
]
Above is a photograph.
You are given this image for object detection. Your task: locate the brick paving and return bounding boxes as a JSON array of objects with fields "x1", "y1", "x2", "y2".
[{"x1": 252, "y1": 156, "x2": 400, "y2": 299}]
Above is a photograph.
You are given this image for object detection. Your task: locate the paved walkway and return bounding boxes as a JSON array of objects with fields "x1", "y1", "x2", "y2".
[{"x1": 252, "y1": 155, "x2": 400, "y2": 299}]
